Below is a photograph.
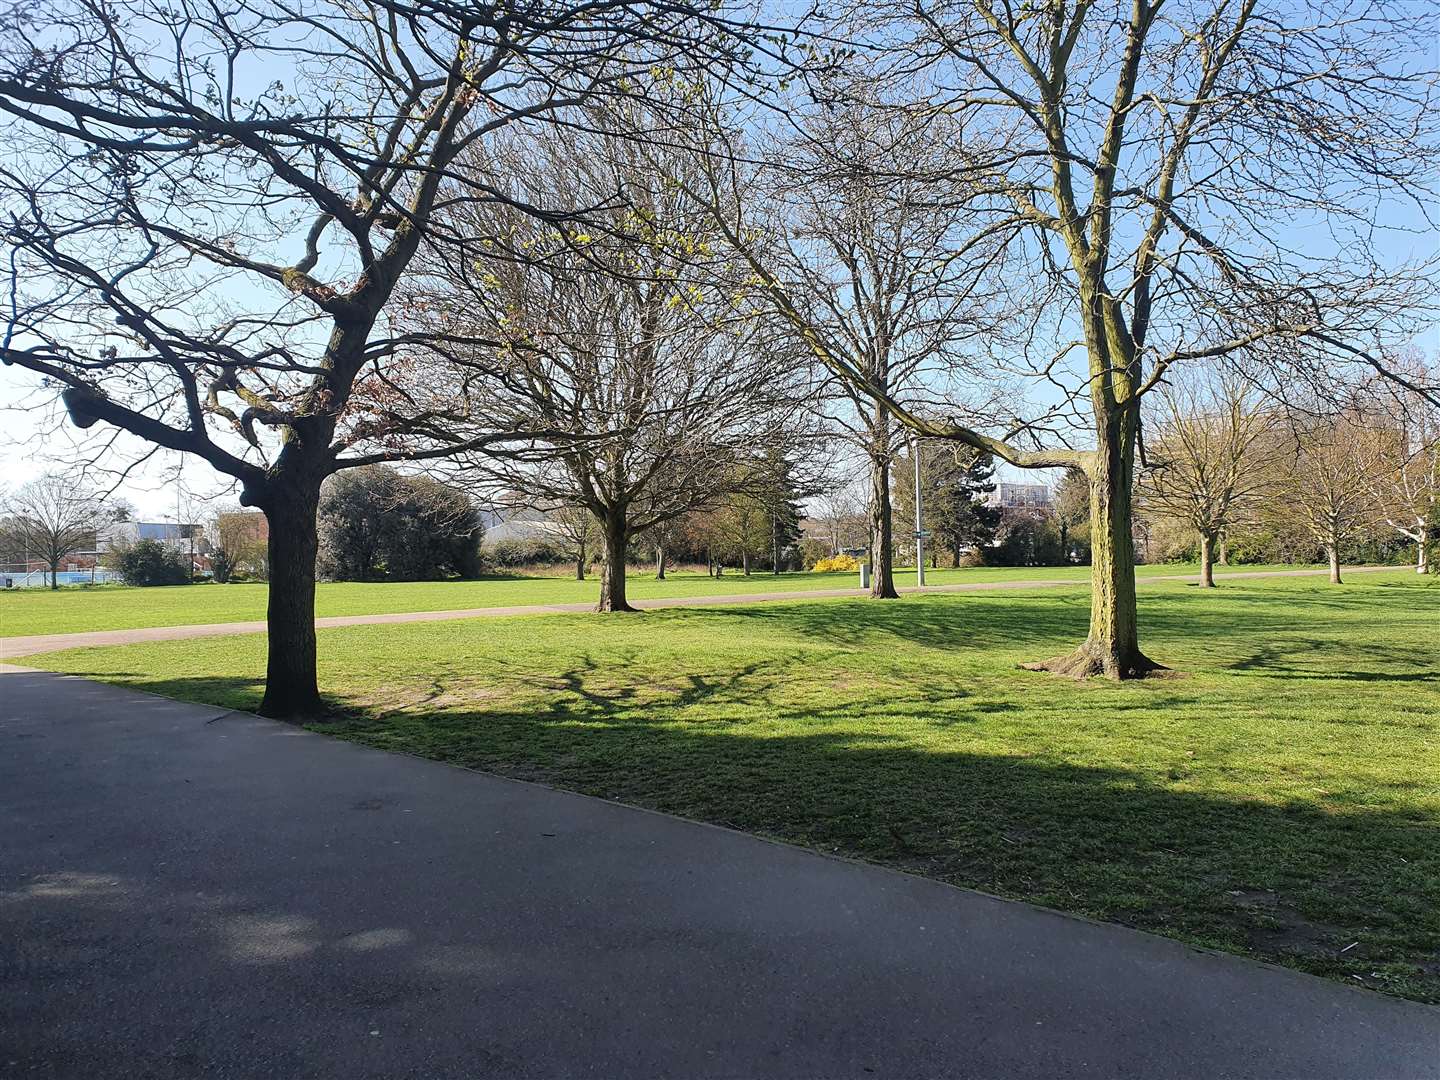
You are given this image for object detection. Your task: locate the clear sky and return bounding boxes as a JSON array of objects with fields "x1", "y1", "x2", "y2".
[{"x1": 2, "y1": 1, "x2": 1435, "y2": 519}]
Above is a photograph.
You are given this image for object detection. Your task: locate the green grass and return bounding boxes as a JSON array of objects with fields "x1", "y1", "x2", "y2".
[
  {"x1": 1, "y1": 561, "x2": 1320, "y2": 637},
  {"x1": 26, "y1": 571, "x2": 1439, "y2": 1001}
]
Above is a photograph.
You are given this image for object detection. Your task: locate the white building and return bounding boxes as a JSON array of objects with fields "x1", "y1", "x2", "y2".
[{"x1": 989, "y1": 482, "x2": 1053, "y2": 510}]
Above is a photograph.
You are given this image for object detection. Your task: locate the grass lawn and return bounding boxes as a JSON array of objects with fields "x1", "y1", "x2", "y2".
[
  {"x1": 1, "y1": 561, "x2": 1322, "y2": 637},
  {"x1": 25, "y1": 571, "x2": 1439, "y2": 1001}
]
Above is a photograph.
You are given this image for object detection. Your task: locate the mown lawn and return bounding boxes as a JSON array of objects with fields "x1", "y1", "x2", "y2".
[
  {"x1": 26, "y1": 571, "x2": 1438, "y2": 1000},
  {"x1": 2, "y1": 561, "x2": 1319, "y2": 637}
]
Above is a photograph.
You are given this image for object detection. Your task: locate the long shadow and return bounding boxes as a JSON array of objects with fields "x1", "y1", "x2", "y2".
[
  {"x1": 33, "y1": 577, "x2": 1439, "y2": 1000},
  {"x1": 46, "y1": 652, "x2": 1440, "y2": 1003}
]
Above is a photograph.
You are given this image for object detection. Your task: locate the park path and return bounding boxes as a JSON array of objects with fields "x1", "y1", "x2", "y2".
[
  {"x1": 1, "y1": 665, "x2": 1435, "y2": 1078},
  {"x1": 1, "y1": 564, "x2": 1397, "y2": 659}
]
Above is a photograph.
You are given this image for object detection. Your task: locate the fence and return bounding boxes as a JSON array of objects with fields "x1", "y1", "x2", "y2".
[{"x1": 1, "y1": 569, "x2": 124, "y2": 589}]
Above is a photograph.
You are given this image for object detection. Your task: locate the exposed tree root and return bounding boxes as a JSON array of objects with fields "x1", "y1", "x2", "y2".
[
  {"x1": 595, "y1": 601, "x2": 640, "y2": 614},
  {"x1": 1021, "y1": 642, "x2": 1167, "y2": 680}
]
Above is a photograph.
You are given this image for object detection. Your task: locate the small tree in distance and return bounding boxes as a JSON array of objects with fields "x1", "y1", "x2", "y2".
[
  {"x1": 1137, "y1": 376, "x2": 1277, "y2": 587},
  {"x1": 1276, "y1": 411, "x2": 1390, "y2": 585},
  {"x1": 1, "y1": 474, "x2": 107, "y2": 589},
  {"x1": 1052, "y1": 469, "x2": 1090, "y2": 565}
]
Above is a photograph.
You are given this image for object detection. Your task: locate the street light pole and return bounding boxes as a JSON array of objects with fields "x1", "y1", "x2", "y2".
[{"x1": 913, "y1": 436, "x2": 925, "y2": 587}]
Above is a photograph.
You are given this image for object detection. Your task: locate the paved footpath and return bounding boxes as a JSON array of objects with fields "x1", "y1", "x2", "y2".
[
  {"x1": 2, "y1": 667, "x2": 1435, "y2": 1079},
  {"x1": 0, "y1": 565, "x2": 1396, "y2": 659}
]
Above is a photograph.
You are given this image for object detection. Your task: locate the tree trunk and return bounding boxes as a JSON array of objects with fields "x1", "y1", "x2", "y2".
[
  {"x1": 1218, "y1": 531, "x2": 1229, "y2": 566},
  {"x1": 259, "y1": 482, "x2": 322, "y2": 718},
  {"x1": 656, "y1": 540, "x2": 667, "y2": 580},
  {"x1": 868, "y1": 444, "x2": 899, "y2": 600},
  {"x1": 50, "y1": 566, "x2": 57, "y2": 590},
  {"x1": 1327, "y1": 544, "x2": 1342, "y2": 585},
  {"x1": 575, "y1": 548, "x2": 586, "y2": 580},
  {"x1": 1025, "y1": 424, "x2": 1159, "y2": 679},
  {"x1": 742, "y1": 549, "x2": 751, "y2": 576},
  {"x1": 1417, "y1": 540, "x2": 1428, "y2": 575},
  {"x1": 772, "y1": 519, "x2": 782, "y2": 574},
  {"x1": 596, "y1": 511, "x2": 635, "y2": 612},
  {"x1": 1198, "y1": 530, "x2": 1217, "y2": 588}
]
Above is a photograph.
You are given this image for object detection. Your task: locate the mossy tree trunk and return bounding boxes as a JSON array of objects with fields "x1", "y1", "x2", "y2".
[
  {"x1": 1024, "y1": 288, "x2": 1160, "y2": 679},
  {"x1": 868, "y1": 405, "x2": 900, "y2": 600}
]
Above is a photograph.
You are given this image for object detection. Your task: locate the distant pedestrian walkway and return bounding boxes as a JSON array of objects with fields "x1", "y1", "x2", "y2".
[{"x1": 1, "y1": 565, "x2": 1395, "y2": 659}]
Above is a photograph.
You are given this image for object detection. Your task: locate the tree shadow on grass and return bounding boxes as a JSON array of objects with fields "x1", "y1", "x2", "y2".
[
  {"x1": 678, "y1": 588, "x2": 1434, "y2": 680},
  {"x1": 42, "y1": 653, "x2": 1440, "y2": 1003},
  {"x1": 312, "y1": 687, "x2": 1439, "y2": 1002}
]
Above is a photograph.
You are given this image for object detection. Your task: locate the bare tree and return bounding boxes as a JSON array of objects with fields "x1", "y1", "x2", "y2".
[
  {"x1": 708, "y1": 89, "x2": 1005, "y2": 597},
  {"x1": 551, "y1": 501, "x2": 600, "y2": 582},
  {"x1": 1137, "y1": 374, "x2": 1277, "y2": 586},
  {"x1": 1370, "y1": 365, "x2": 1440, "y2": 573},
  {"x1": 412, "y1": 118, "x2": 814, "y2": 611},
  {"x1": 1277, "y1": 410, "x2": 1390, "y2": 584},
  {"x1": 683, "y1": 0, "x2": 1437, "y2": 676},
  {"x1": 0, "y1": 0, "x2": 769, "y2": 713},
  {"x1": 1, "y1": 473, "x2": 107, "y2": 588}
]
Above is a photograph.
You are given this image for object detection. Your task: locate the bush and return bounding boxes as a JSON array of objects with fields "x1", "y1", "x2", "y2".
[
  {"x1": 958, "y1": 549, "x2": 987, "y2": 568},
  {"x1": 990, "y1": 511, "x2": 1063, "y2": 566},
  {"x1": 813, "y1": 553, "x2": 861, "y2": 573},
  {"x1": 318, "y1": 465, "x2": 482, "y2": 581},
  {"x1": 799, "y1": 538, "x2": 831, "y2": 570},
  {"x1": 111, "y1": 539, "x2": 191, "y2": 586},
  {"x1": 484, "y1": 537, "x2": 567, "y2": 569}
]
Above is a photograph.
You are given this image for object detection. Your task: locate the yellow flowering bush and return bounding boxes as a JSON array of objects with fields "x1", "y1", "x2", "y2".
[{"x1": 812, "y1": 553, "x2": 861, "y2": 573}]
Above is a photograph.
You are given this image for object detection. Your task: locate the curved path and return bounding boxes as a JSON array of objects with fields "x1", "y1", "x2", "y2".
[
  {"x1": 2, "y1": 667, "x2": 1435, "y2": 1078},
  {"x1": 1, "y1": 565, "x2": 1396, "y2": 659}
]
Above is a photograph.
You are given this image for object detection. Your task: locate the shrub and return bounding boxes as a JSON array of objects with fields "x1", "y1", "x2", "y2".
[
  {"x1": 958, "y1": 549, "x2": 987, "y2": 568},
  {"x1": 813, "y1": 553, "x2": 861, "y2": 573},
  {"x1": 484, "y1": 537, "x2": 567, "y2": 568},
  {"x1": 317, "y1": 465, "x2": 482, "y2": 581},
  {"x1": 111, "y1": 539, "x2": 190, "y2": 586},
  {"x1": 799, "y1": 538, "x2": 830, "y2": 570}
]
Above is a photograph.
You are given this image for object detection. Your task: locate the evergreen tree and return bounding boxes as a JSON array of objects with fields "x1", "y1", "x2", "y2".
[
  {"x1": 927, "y1": 451, "x2": 1001, "y2": 566},
  {"x1": 759, "y1": 449, "x2": 807, "y2": 573}
]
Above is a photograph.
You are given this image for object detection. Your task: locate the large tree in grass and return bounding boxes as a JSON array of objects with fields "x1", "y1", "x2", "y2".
[
  {"x1": 410, "y1": 117, "x2": 814, "y2": 612},
  {"x1": 683, "y1": 0, "x2": 1437, "y2": 677},
  {"x1": 0, "y1": 0, "x2": 768, "y2": 714}
]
